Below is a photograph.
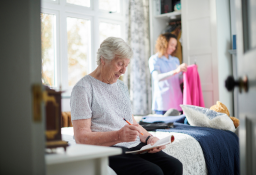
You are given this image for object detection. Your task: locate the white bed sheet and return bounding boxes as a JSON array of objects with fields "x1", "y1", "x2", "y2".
[{"x1": 150, "y1": 131, "x2": 207, "y2": 175}]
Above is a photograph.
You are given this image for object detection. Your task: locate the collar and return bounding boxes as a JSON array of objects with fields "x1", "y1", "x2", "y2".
[{"x1": 159, "y1": 54, "x2": 173, "y2": 62}]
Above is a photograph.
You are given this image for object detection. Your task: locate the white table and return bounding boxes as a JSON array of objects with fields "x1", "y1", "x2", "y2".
[{"x1": 45, "y1": 144, "x2": 122, "y2": 175}]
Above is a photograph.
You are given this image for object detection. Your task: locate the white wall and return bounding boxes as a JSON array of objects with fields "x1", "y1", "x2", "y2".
[
  {"x1": 230, "y1": 0, "x2": 237, "y2": 36},
  {"x1": 62, "y1": 98, "x2": 71, "y2": 112},
  {"x1": 229, "y1": 0, "x2": 239, "y2": 117},
  {"x1": 216, "y1": 0, "x2": 233, "y2": 115},
  {"x1": 181, "y1": 0, "x2": 219, "y2": 108},
  {"x1": 181, "y1": 0, "x2": 233, "y2": 111}
]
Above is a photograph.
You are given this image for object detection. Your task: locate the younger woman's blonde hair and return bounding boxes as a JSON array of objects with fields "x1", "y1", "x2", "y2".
[{"x1": 155, "y1": 33, "x2": 177, "y2": 57}]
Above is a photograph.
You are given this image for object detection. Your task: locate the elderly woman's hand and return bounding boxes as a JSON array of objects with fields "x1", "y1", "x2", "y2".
[
  {"x1": 118, "y1": 124, "x2": 141, "y2": 142},
  {"x1": 176, "y1": 63, "x2": 187, "y2": 73},
  {"x1": 147, "y1": 136, "x2": 166, "y2": 153}
]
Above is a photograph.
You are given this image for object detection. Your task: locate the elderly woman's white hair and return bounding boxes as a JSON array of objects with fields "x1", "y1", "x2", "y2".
[{"x1": 97, "y1": 37, "x2": 133, "y2": 65}]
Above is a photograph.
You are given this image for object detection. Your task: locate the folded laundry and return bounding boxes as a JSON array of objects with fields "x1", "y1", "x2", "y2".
[{"x1": 139, "y1": 114, "x2": 186, "y2": 124}]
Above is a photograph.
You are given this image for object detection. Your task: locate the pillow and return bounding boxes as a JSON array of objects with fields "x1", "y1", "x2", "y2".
[
  {"x1": 164, "y1": 108, "x2": 180, "y2": 116},
  {"x1": 180, "y1": 105, "x2": 236, "y2": 132}
]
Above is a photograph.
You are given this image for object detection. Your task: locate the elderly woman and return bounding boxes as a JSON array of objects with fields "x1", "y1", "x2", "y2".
[
  {"x1": 149, "y1": 33, "x2": 187, "y2": 115},
  {"x1": 70, "y1": 37, "x2": 182, "y2": 175}
]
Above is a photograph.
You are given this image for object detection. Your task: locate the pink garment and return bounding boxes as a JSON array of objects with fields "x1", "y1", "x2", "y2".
[{"x1": 183, "y1": 65, "x2": 205, "y2": 107}]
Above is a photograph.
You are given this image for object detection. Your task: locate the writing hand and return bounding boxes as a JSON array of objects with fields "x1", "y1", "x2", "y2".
[{"x1": 118, "y1": 124, "x2": 141, "y2": 142}]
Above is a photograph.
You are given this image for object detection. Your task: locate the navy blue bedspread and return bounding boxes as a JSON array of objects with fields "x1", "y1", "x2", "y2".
[{"x1": 157, "y1": 123, "x2": 239, "y2": 175}]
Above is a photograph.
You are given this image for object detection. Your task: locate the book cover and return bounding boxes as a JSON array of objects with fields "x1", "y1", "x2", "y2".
[{"x1": 126, "y1": 135, "x2": 175, "y2": 154}]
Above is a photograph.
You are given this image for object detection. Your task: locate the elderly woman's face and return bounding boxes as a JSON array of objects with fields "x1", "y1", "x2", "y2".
[
  {"x1": 101, "y1": 57, "x2": 130, "y2": 84},
  {"x1": 166, "y1": 37, "x2": 177, "y2": 55}
]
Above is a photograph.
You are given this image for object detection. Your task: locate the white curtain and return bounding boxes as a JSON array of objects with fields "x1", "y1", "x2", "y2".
[{"x1": 124, "y1": 0, "x2": 151, "y2": 115}]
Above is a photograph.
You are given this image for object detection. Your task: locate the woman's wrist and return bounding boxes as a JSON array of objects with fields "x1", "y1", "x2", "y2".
[
  {"x1": 116, "y1": 130, "x2": 121, "y2": 142},
  {"x1": 145, "y1": 135, "x2": 152, "y2": 144},
  {"x1": 146, "y1": 135, "x2": 157, "y2": 144},
  {"x1": 147, "y1": 136, "x2": 153, "y2": 144},
  {"x1": 174, "y1": 68, "x2": 179, "y2": 74}
]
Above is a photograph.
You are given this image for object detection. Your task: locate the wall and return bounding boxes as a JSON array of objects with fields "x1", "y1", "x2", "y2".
[
  {"x1": 181, "y1": 0, "x2": 233, "y2": 111},
  {"x1": 230, "y1": 0, "x2": 239, "y2": 118},
  {"x1": 216, "y1": 0, "x2": 233, "y2": 115},
  {"x1": 62, "y1": 98, "x2": 71, "y2": 112},
  {"x1": 230, "y1": 0, "x2": 236, "y2": 36},
  {"x1": 181, "y1": 0, "x2": 219, "y2": 108}
]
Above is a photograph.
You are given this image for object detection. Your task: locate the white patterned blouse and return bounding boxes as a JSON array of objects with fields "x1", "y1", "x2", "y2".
[{"x1": 70, "y1": 75, "x2": 140, "y2": 148}]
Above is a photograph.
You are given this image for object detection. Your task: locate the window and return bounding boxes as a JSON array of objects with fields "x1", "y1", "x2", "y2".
[
  {"x1": 41, "y1": 13, "x2": 56, "y2": 87},
  {"x1": 41, "y1": 0, "x2": 124, "y2": 96},
  {"x1": 99, "y1": 21, "x2": 121, "y2": 44},
  {"x1": 99, "y1": 0, "x2": 120, "y2": 12},
  {"x1": 67, "y1": 17, "x2": 90, "y2": 87},
  {"x1": 66, "y1": 0, "x2": 90, "y2": 7}
]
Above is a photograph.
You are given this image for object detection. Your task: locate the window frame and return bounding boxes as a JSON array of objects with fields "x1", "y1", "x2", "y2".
[
  {"x1": 41, "y1": 9, "x2": 60, "y2": 88},
  {"x1": 98, "y1": 0, "x2": 121, "y2": 13},
  {"x1": 98, "y1": 18, "x2": 123, "y2": 46},
  {"x1": 64, "y1": 13, "x2": 92, "y2": 92},
  {"x1": 41, "y1": 0, "x2": 125, "y2": 96}
]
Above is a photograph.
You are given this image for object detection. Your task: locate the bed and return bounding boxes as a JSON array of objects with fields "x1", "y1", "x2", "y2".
[
  {"x1": 61, "y1": 122, "x2": 239, "y2": 175},
  {"x1": 150, "y1": 123, "x2": 239, "y2": 175}
]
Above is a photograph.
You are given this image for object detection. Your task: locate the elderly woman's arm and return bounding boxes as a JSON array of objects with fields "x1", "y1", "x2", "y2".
[
  {"x1": 73, "y1": 118, "x2": 142, "y2": 146},
  {"x1": 132, "y1": 116, "x2": 166, "y2": 153}
]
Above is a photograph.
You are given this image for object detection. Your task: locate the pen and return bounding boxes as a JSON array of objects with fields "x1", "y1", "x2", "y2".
[{"x1": 123, "y1": 118, "x2": 144, "y2": 135}]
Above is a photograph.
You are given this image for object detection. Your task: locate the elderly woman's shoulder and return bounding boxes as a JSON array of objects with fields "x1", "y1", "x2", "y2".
[
  {"x1": 117, "y1": 79, "x2": 125, "y2": 86},
  {"x1": 117, "y1": 79, "x2": 129, "y2": 90},
  {"x1": 73, "y1": 75, "x2": 92, "y2": 88}
]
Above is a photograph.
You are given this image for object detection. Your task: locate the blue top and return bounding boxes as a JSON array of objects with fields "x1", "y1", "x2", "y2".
[{"x1": 149, "y1": 53, "x2": 183, "y2": 111}]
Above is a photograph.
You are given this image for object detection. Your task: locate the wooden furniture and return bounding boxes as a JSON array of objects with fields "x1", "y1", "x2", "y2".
[
  {"x1": 44, "y1": 86, "x2": 69, "y2": 151},
  {"x1": 46, "y1": 144, "x2": 122, "y2": 175},
  {"x1": 61, "y1": 111, "x2": 73, "y2": 127}
]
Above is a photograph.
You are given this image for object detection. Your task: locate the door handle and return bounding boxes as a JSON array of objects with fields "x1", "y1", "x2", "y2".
[
  {"x1": 225, "y1": 75, "x2": 248, "y2": 93},
  {"x1": 32, "y1": 84, "x2": 43, "y2": 122}
]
